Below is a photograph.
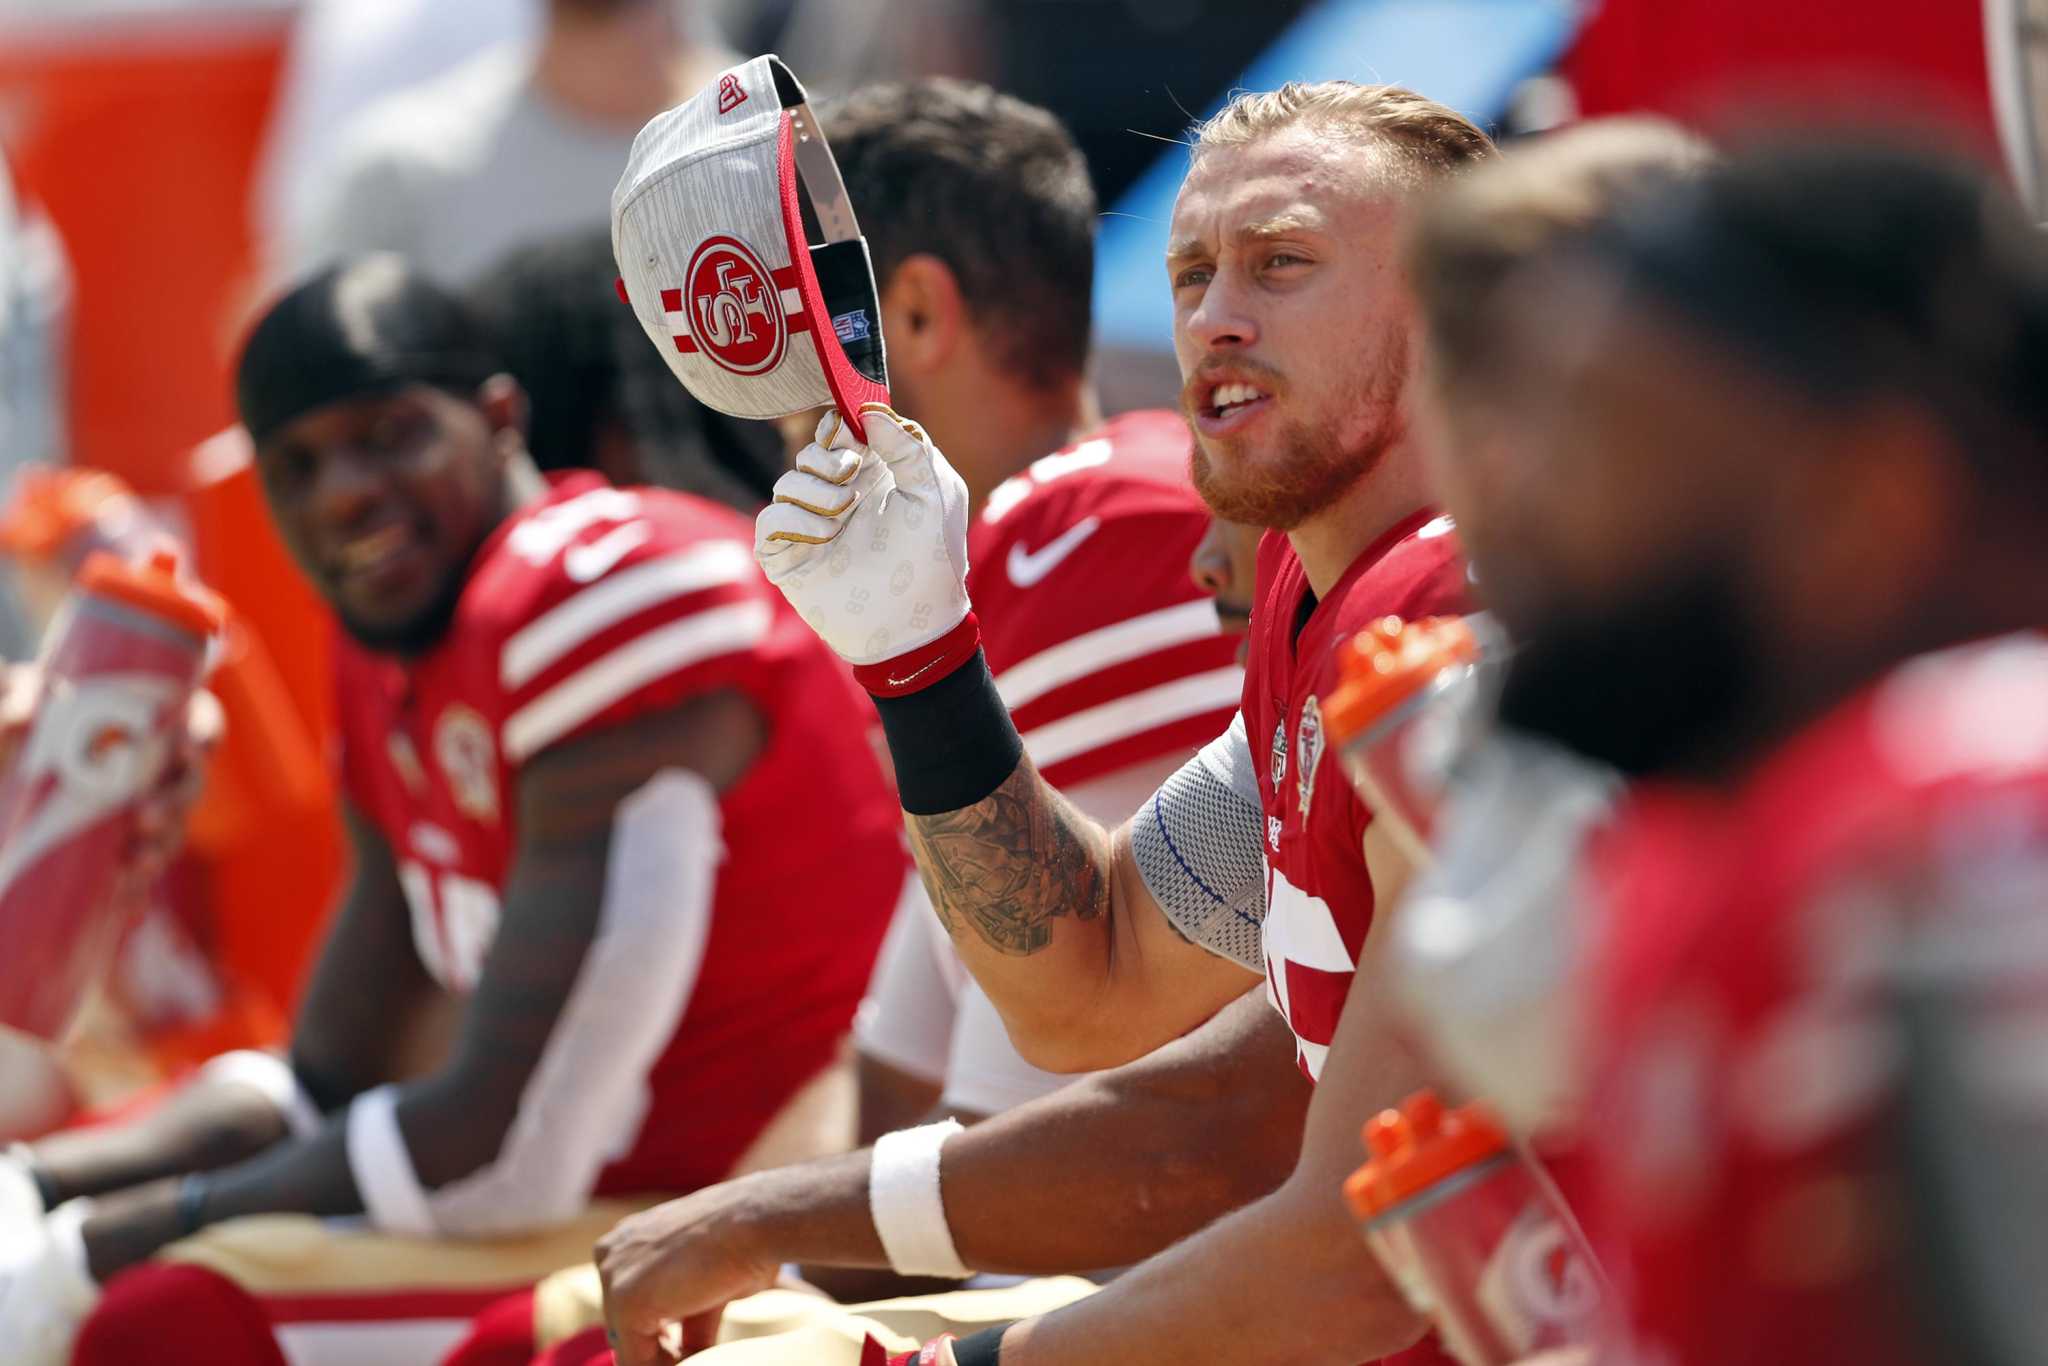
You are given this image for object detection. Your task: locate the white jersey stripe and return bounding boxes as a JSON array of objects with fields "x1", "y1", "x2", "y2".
[
  {"x1": 501, "y1": 541, "x2": 755, "y2": 690},
  {"x1": 503, "y1": 600, "x2": 772, "y2": 761},
  {"x1": 993, "y1": 598, "x2": 1223, "y2": 711},
  {"x1": 1262, "y1": 864, "x2": 1351, "y2": 1083},
  {"x1": 1018, "y1": 665, "x2": 1243, "y2": 771},
  {"x1": 1263, "y1": 863, "x2": 1356, "y2": 973}
]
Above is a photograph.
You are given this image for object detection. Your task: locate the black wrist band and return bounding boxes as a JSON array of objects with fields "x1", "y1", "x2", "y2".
[
  {"x1": 873, "y1": 649, "x2": 1024, "y2": 815},
  {"x1": 174, "y1": 1173, "x2": 210, "y2": 1239},
  {"x1": 27, "y1": 1160, "x2": 62, "y2": 1213},
  {"x1": 951, "y1": 1325, "x2": 1006, "y2": 1366}
]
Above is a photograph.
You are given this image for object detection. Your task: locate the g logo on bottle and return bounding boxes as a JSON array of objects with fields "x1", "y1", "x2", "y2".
[
  {"x1": 685, "y1": 235, "x2": 786, "y2": 376},
  {"x1": 47, "y1": 680, "x2": 169, "y2": 798}
]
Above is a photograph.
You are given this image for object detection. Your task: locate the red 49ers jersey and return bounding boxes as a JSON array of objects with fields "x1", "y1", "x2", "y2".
[
  {"x1": 1580, "y1": 634, "x2": 2048, "y2": 1366},
  {"x1": 966, "y1": 410, "x2": 1242, "y2": 791},
  {"x1": 1241, "y1": 511, "x2": 1467, "y2": 1081},
  {"x1": 334, "y1": 473, "x2": 904, "y2": 1195}
]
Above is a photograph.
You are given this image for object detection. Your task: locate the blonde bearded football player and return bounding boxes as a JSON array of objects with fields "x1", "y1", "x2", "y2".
[
  {"x1": 575, "y1": 88, "x2": 1293, "y2": 1362},
  {"x1": 603, "y1": 82, "x2": 1497, "y2": 1366}
]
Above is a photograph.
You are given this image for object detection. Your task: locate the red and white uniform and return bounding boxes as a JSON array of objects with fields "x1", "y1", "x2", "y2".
[
  {"x1": 969, "y1": 409, "x2": 1243, "y2": 795},
  {"x1": 336, "y1": 472, "x2": 905, "y2": 1196},
  {"x1": 857, "y1": 412, "x2": 1242, "y2": 1116},
  {"x1": 1241, "y1": 511, "x2": 1467, "y2": 1082},
  {"x1": 1579, "y1": 634, "x2": 2048, "y2": 1365},
  {"x1": 68, "y1": 476, "x2": 907, "y2": 1366}
]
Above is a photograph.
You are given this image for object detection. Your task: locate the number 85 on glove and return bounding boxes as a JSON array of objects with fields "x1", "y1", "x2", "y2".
[{"x1": 754, "y1": 404, "x2": 980, "y2": 697}]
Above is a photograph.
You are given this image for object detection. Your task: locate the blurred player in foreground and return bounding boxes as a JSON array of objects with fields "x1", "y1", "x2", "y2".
[
  {"x1": 1387, "y1": 118, "x2": 1713, "y2": 1141},
  {"x1": 1417, "y1": 134, "x2": 2048, "y2": 1363},
  {"x1": 602, "y1": 81, "x2": 1494, "y2": 1366},
  {"x1": 0, "y1": 256, "x2": 905, "y2": 1366}
]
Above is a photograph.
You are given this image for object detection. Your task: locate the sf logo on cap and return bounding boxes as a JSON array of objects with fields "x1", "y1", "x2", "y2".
[{"x1": 681, "y1": 235, "x2": 788, "y2": 376}]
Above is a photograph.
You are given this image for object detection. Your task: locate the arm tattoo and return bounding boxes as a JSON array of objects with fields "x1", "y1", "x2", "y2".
[{"x1": 906, "y1": 762, "x2": 1110, "y2": 957}]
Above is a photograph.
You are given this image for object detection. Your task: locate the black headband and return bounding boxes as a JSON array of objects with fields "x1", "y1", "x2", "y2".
[{"x1": 236, "y1": 255, "x2": 501, "y2": 446}]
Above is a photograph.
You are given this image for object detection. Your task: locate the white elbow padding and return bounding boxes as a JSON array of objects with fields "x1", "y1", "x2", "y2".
[
  {"x1": 200, "y1": 1050, "x2": 324, "y2": 1140},
  {"x1": 349, "y1": 770, "x2": 723, "y2": 1237},
  {"x1": 1129, "y1": 712, "x2": 1269, "y2": 971}
]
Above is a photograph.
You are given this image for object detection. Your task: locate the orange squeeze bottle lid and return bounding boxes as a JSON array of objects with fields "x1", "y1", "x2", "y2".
[
  {"x1": 77, "y1": 546, "x2": 230, "y2": 642},
  {"x1": 0, "y1": 465, "x2": 139, "y2": 564},
  {"x1": 1322, "y1": 616, "x2": 1479, "y2": 748},
  {"x1": 1344, "y1": 1089, "x2": 1510, "y2": 1221}
]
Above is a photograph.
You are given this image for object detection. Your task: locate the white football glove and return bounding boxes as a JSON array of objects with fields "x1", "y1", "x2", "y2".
[
  {"x1": 0, "y1": 1157, "x2": 97, "y2": 1366},
  {"x1": 754, "y1": 406, "x2": 972, "y2": 674}
]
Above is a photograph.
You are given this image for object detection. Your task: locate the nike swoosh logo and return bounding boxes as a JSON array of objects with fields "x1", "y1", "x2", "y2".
[
  {"x1": 1006, "y1": 516, "x2": 1100, "y2": 588},
  {"x1": 564, "y1": 521, "x2": 652, "y2": 583},
  {"x1": 885, "y1": 655, "x2": 952, "y2": 689}
]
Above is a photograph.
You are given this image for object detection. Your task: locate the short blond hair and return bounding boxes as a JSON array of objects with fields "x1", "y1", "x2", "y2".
[
  {"x1": 1408, "y1": 116, "x2": 1715, "y2": 389},
  {"x1": 1192, "y1": 81, "x2": 1497, "y2": 182}
]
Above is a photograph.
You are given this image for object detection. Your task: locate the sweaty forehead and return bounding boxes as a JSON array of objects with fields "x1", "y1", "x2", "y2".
[{"x1": 1170, "y1": 129, "x2": 1403, "y2": 256}]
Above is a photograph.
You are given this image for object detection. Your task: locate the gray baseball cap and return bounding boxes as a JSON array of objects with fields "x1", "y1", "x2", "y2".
[{"x1": 613, "y1": 55, "x2": 892, "y2": 440}]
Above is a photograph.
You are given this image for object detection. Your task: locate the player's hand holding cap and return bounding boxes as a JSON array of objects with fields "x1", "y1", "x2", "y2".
[
  {"x1": 611, "y1": 54, "x2": 889, "y2": 439},
  {"x1": 756, "y1": 405, "x2": 978, "y2": 695},
  {"x1": 613, "y1": 54, "x2": 991, "y2": 697}
]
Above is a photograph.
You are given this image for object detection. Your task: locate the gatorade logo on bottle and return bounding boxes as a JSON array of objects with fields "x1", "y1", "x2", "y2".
[{"x1": 0, "y1": 676, "x2": 179, "y2": 891}]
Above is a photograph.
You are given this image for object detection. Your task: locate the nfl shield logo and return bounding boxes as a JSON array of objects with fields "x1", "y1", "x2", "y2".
[
  {"x1": 1270, "y1": 720, "x2": 1289, "y2": 789},
  {"x1": 1296, "y1": 697, "x2": 1325, "y2": 818},
  {"x1": 435, "y1": 705, "x2": 500, "y2": 824},
  {"x1": 388, "y1": 732, "x2": 426, "y2": 794}
]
